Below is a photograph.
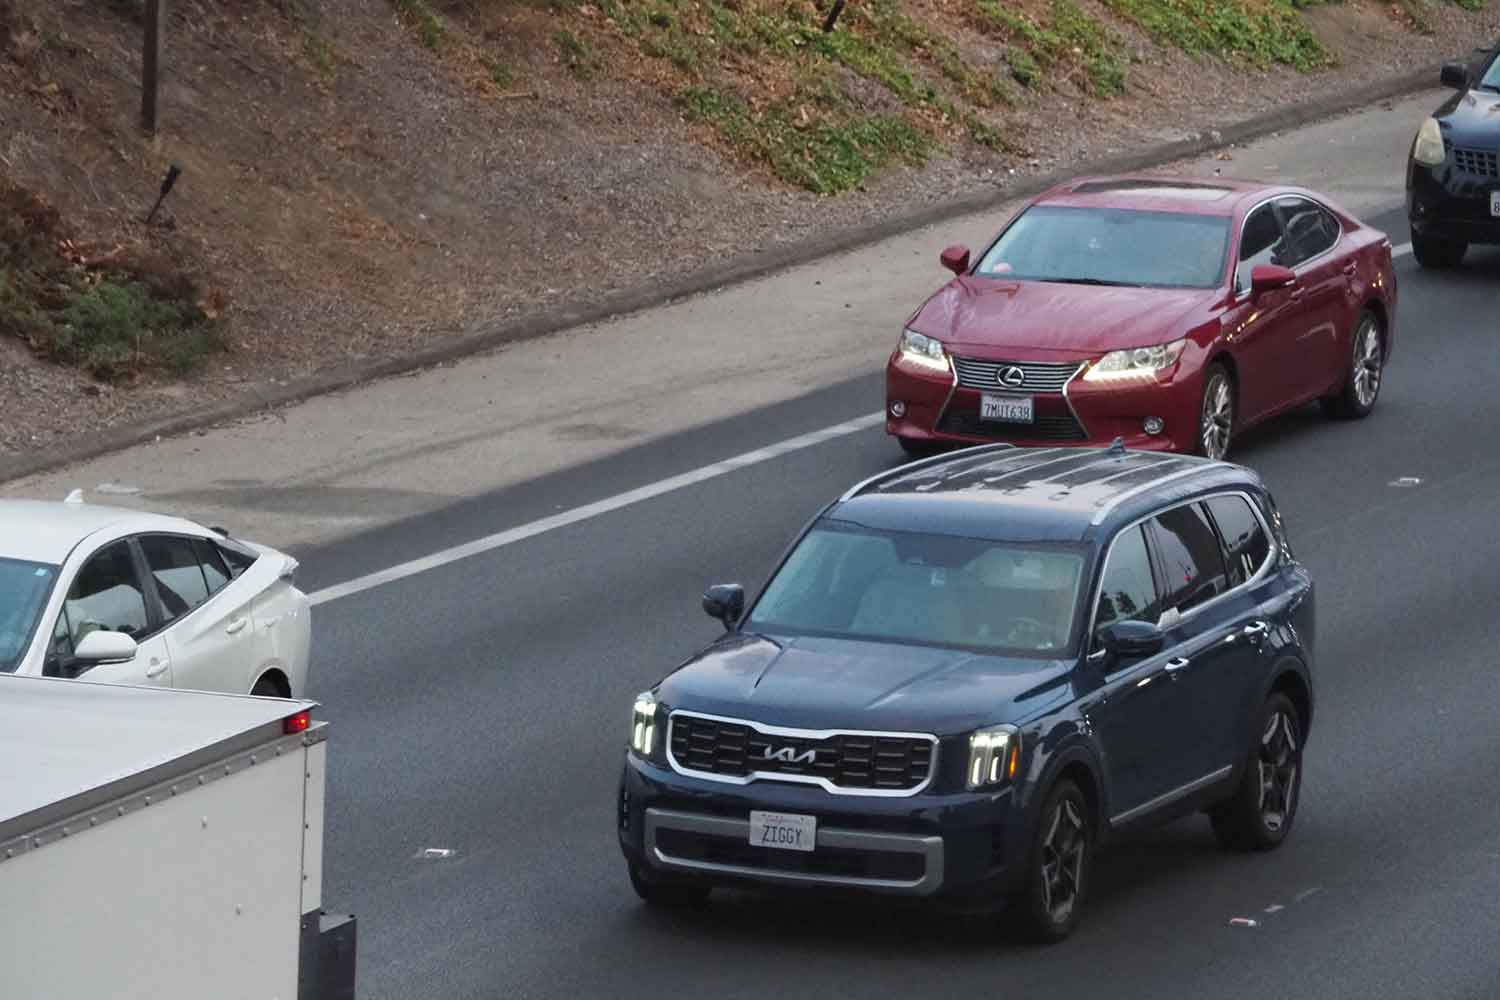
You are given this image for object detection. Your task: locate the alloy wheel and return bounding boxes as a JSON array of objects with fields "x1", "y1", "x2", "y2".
[
  {"x1": 1200, "y1": 374, "x2": 1233, "y2": 460},
  {"x1": 1039, "y1": 797, "x2": 1087, "y2": 925},
  {"x1": 1257, "y1": 709, "x2": 1300, "y2": 833},
  {"x1": 1352, "y1": 317, "x2": 1383, "y2": 409}
]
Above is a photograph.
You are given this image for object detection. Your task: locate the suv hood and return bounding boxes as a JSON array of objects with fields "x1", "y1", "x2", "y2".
[
  {"x1": 1436, "y1": 88, "x2": 1500, "y2": 149},
  {"x1": 655, "y1": 632, "x2": 1074, "y2": 736},
  {"x1": 909, "y1": 276, "x2": 1217, "y2": 355}
]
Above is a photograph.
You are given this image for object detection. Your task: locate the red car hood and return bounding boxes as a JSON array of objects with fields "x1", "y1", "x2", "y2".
[{"x1": 910, "y1": 277, "x2": 1219, "y2": 357}]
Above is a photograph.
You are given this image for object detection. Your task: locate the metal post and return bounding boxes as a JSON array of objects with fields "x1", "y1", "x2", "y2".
[{"x1": 142, "y1": 0, "x2": 163, "y2": 134}]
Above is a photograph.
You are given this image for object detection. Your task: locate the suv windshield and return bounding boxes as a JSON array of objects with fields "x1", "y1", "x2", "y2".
[
  {"x1": 974, "y1": 205, "x2": 1231, "y2": 289},
  {"x1": 745, "y1": 521, "x2": 1085, "y2": 654},
  {"x1": 0, "y1": 557, "x2": 59, "y2": 673},
  {"x1": 1482, "y1": 55, "x2": 1500, "y2": 91}
]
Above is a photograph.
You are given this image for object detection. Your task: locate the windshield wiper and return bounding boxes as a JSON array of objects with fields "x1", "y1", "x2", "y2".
[{"x1": 1045, "y1": 277, "x2": 1133, "y2": 287}]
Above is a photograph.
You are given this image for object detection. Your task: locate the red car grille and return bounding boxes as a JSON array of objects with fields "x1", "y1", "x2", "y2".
[{"x1": 950, "y1": 357, "x2": 1084, "y2": 393}]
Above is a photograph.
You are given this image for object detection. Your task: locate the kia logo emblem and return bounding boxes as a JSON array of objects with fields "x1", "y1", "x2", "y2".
[
  {"x1": 998, "y1": 366, "x2": 1026, "y2": 388},
  {"x1": 762, "y1": 745, "x2": 818, "y2": 765}
]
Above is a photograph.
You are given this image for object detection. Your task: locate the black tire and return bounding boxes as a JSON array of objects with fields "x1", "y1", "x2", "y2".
[
  {"x1": 250, "y1": 674, "x2": 287, "y2": 697},
  {"x1": 897, "y1": 435, "x2": 939, "y2": 459},
  {"x1": 1196, "y1": 363, "x2": 1235, "y2": 461},
  {"x1": 1209, "y1": 692, "x2": 1304, "y2": 852},
  {"x1": 1411, "y1": 232, "x2": 1466, "y2": 270},
  {"x1": 1011, "y1": 779, "x2": 1094, "y2": 944},
  {"x1": 627, "y1": 861, "x2": 710, "y2": 908},
  {"x1": 1320, "y1": 309, "x2": 1385, "y2": 420}
]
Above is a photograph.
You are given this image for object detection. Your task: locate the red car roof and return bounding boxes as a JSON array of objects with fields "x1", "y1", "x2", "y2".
[{"x1": 1034, "y1": 174, "x2": 1279, "y2": 217}]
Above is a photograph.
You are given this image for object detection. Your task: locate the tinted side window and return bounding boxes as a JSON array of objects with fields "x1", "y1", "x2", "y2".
[
  {"x1": 1149, "y1": 503, "x2": 1232, "y2": 615},
  {"x1": 65, "y1": 541, "x2": 150, "y2": 643},
  {"x1": 1276, "y1": 198, "x2": 1340, "y2": 267},
  {"x1": 140, "y1": 536, "x2": 211, "y2": 624},
  {"x1": 1235, "y1": 205, "x2": 1284, "y2": 293},
  {"x1": 1091, "y1": 525, "x2": 1160, "y2": 654},
  {"x1": 1204, "y1": 495, "x2": 1272, "y2": 587},
  {"x1": 194, "y1": 539, "x2": 232, "y2": 596},
  {"x1": 218, "y1": 541, "x2": 258, "y2": 579}
]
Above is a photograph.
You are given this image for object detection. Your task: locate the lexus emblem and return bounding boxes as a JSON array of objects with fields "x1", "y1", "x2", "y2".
[
  {"x1": 998, "y1": 366, "x2": 1026, "y2": 388},
  {"x1": 762, "y1": 745, "x2": 818, "y2": 765}
]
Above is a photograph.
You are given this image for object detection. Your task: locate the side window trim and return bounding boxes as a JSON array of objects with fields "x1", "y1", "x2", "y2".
[
  {"x1": 1272, "y1": 195, "x2": 1342, "y2": 272},
  {"x1": 1233, "y1": 200, "x2": 1286, "y2": 296},
  {"x1": 137, "y1": 532, "x2": 221, "y2": 635},
  {"x1": 1085, "y1": 523, "x2": 1165, "y2": 659},
  {"x1": 1202, "y1": 494, "x2": 1273, "y2": 588},
  {"x1": 1082, "y1": 489, "x2": 1281, "y2": 650}
]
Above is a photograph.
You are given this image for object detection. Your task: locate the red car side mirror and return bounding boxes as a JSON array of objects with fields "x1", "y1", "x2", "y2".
[
  {"x1": 1249, "y1": 263, "x2": 1296, "y2": 295},
  {"x1": 939, "y1": 245, "x2": 971, "y2": 276}
]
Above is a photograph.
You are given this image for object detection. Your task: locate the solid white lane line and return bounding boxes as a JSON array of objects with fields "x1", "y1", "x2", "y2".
[
  {"x1": 307, "y1": 411, "x2": 887, "y2": 606},
  {"x1": 1392, "y1": 242, "x2": 1411, "y2": 258}
]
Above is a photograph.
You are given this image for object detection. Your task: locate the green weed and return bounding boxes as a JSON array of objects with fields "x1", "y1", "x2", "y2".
[
  {"x1": 484, "y1": 57, "x2": 516, "y2": 89},
  {"x1": 678, "y1": 86, "x2": 931, "y2": 194},
  {"x1": 392, "y1": 0, "x2": 445, "y2": 49},
  {"x1": 555, "y1": 29, "x2": 597, "y2": 76},
  {"x1": 1102, "y1": 0, "x2": 1329, "y2": 68},
  {"x1": 303, "y1": 30, "x2": 336, "y2": 77}
]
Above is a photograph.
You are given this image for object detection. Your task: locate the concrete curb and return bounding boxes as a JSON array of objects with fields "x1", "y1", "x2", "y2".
[{"x1": 0, "y1": 65, "x2": 1440, "y2": 485}]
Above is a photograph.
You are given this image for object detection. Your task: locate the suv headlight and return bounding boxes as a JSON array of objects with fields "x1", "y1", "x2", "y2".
[
  {"x1": 898, "y1": 328, "x2": 951, "y2": 374},
  {"x1": 629, "y1": 692, "x2": 658, "y2": 757},
  {"x1": 1083, "y1": 338, "x2": 1187, "y2": 383},
  {"x1": 966, "y1": 724, "x2": 1020, "y2": 790},
  {"x1": 1412, "y1": 116, "x2": 1446, "y2": 167}
]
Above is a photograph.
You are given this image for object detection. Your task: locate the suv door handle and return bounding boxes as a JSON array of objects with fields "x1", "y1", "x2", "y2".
[
  {"x1": 1164, "y1": 657, "x2": 1191, "y2": 673},
  {"x1": 1242, "y1": 621, "x2": 1269, "y2": 639},
  {"x1": 1342, "y1": 261, "x2": 1357, "y2": 276},
  {"x1": 145, "y1": 658, "x2": 169, "y2": 679},
  {"x1": 225, "y1": 618, "x2": 248, "y2": 635}
]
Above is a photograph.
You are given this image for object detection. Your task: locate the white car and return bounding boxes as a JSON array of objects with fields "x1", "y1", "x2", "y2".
[{"x1": 0, "y1": 492, "x2": 311, "y2": 697}]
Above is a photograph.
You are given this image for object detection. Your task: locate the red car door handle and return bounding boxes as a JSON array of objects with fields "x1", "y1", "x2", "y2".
[{"x1": 1342, "y1": 262, "x2": 1357, "y2": 275}]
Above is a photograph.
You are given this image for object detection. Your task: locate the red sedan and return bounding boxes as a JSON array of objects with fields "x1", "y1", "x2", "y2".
[{"x1": 885, "y1": 176, "x2": 1399, "y2": 460}]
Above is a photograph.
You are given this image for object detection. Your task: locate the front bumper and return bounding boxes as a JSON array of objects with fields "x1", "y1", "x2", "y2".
[
  {"x1": 618, "y1": 754, "x2": 1027, "y2": 904},
  {"x1": 884, "y1": 352, "x2": 1200, "y2": 453},
  {"x1": 1407, "y1": 158, "x2": 1500, "y2": 245}
]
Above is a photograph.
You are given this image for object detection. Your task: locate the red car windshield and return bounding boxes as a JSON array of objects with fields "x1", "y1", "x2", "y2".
[{"x1": 975, "y1": 205, "x2": 1231, "y2": 290}]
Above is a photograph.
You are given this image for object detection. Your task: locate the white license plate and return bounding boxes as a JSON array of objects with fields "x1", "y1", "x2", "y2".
[
  {"x1": 749, "y1": 810, "x2": 816, "y2": 853},
  {"x1": 1491, "y1": 190, "x2": 1500, "y2": 218},
  {"x1": 980, "y1": 393, "x2": 1034, "y2": 423}
]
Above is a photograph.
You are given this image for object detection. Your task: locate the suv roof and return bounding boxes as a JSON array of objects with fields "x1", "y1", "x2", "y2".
[{"x1": 833, "y1": 443, "x2": 1259, "y2": 543}]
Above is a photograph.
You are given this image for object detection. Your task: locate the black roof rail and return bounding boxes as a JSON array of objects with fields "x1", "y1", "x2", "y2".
[{"x1": 838, "y1": 443, "x2": 1020, "y2": 502}]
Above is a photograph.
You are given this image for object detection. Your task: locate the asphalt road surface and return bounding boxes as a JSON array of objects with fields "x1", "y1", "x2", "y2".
[{"x1": 297, "y1": 208, "x2": 1500, "y2": 1000}]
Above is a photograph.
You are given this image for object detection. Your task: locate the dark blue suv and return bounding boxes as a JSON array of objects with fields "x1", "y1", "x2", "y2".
[{"x1": 617, "y1": 442, "x2": 1315, "y2": 941}]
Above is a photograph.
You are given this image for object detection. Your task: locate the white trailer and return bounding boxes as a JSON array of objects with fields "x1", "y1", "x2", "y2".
[{"x1": 0, "y1": 673, "x2": 356, "y2": 1000}]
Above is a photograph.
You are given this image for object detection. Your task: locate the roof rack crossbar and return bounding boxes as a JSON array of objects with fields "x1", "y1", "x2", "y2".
[
  {"x1": 1089, "y1": 463, "x2": 1209, "y2": 525},
  {"x1": 838, "y1": 443, "x2": 1019, "y2": 502}
]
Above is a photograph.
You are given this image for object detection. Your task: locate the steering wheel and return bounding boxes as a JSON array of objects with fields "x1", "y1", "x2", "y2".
[{"x1": 1006, "y1": 617, "x2": 1054, "y2": 648}]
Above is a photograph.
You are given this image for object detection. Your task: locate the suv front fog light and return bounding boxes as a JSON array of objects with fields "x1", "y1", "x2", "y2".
[{"x1": 966, "y1": 725, "x2": 1020, "y2": 790}]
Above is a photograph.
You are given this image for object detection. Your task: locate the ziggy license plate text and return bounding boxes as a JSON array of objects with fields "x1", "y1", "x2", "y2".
[{"x1": 749, "y1": 810, "x2": 816, "y2": 852}]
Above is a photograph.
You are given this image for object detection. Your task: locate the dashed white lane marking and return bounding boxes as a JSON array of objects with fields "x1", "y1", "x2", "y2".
[
  {"x1": 308, "y1": 241, "x2": 1416, "y2": 608},
  {"x1": 307, "y1": 412, "x2": 886, "y2": 606}
]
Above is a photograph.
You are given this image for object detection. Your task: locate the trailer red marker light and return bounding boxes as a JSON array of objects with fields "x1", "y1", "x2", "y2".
[{"x1": 284, "y1": 710, "x2": 311, "y2": 735}]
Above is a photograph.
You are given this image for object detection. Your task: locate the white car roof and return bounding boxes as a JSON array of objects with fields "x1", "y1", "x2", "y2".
[{"x1": 0, "y1": 498, "x2": 211, "y2": 565}]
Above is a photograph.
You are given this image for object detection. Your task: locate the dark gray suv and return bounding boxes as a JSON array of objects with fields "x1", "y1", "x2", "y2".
[{"x1": 618, "y1": 441, "x2": 1315, "y2": 941}]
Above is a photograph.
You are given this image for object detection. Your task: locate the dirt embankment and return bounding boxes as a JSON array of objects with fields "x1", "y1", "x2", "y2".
[{"x1": 0, "y1": 0, "x2": 1494, "y2": 458}]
